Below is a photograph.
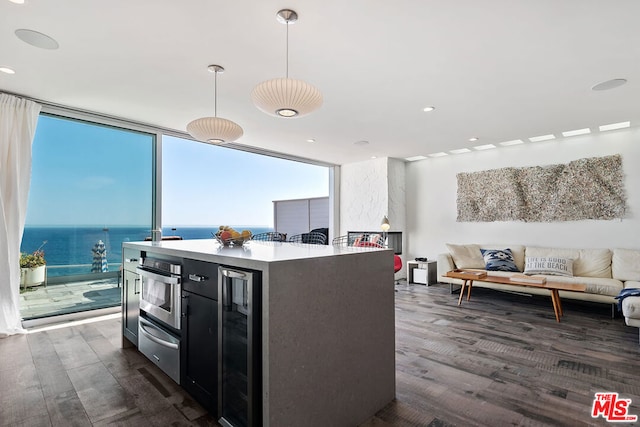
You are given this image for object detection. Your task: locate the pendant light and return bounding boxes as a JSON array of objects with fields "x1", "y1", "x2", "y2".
[
  {"x1": 251, "y1": 9, "x2": 323, "y2": 118},
  {"x1": 187, "y1": 65, "x2": 243, "y2": 144}
]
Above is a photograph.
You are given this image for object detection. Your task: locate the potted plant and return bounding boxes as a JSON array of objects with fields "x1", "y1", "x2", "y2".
[{"x1": 20, "y1": 241, "x2": 47, "y2": 288}]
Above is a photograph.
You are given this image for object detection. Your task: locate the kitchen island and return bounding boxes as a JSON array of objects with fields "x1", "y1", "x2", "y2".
[{"x1": 122, "y1": 239, "x2": 395, "y2": 427}]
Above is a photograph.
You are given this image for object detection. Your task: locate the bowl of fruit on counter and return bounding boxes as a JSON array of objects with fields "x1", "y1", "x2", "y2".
[{"x1": 214, "y1": 226, "x2": 252, "y2": 246}]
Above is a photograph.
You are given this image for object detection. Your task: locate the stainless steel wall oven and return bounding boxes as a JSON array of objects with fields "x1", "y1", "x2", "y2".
[{"x1": 137, "y1": 256, "x2": 182, "y2": 384}]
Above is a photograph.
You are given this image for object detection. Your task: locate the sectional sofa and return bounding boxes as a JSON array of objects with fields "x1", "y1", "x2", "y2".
[{"x1": 437, "y1": 244, "x2": 640, "y2": 342}]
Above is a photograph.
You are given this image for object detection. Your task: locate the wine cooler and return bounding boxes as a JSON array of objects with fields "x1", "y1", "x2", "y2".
[{"x1": 218, "y1": 267, "x2": 262, "y2": 427}]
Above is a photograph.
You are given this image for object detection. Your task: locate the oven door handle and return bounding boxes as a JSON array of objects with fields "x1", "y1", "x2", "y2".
[
  {"x1": 136, "y1": 267, "x2": 180, "y2": 284},
  {"x1": 139, "y1": 318, "x2": 179, "y2": 350}
]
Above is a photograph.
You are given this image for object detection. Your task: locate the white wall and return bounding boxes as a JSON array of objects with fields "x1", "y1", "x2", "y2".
[
  {"x1": 340, "y1": 157, "x2": 407, "y2": 276},
  {"x1": 340, "y1": 158, "x2": 390, "y2": 234},
  {"x1": 340, "y1": 157, "x2": 406, "y2": 235},
  {"x1": 406, "y1": 128, "x2": 640, "y2": 260},
  {"x1": 388, "y1": 158, "x2": 406, "y2": 238}
]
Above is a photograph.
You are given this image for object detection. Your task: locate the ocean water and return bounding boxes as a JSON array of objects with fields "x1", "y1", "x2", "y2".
[{"x1": 20, "y1": 226, "x2": 272, "y2": 277}]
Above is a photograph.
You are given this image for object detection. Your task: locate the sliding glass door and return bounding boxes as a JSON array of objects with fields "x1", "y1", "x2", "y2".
[{"x1": 20, "y1": 114, "x2": 154, "y2": 320}]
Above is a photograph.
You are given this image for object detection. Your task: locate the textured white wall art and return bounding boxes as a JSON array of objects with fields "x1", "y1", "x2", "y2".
[{"x1": 456, "y1": 154, "x2": 626, "y2": 222}]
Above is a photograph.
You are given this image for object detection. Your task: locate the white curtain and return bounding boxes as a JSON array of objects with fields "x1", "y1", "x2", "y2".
[{"x1": 0, "y1": 93, "x2": 41, "y2": 337}]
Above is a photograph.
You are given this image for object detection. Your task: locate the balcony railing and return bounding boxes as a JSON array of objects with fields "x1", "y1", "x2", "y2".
[{"x1": 44, "y1": 263, "x2": 121, "y2": 285}]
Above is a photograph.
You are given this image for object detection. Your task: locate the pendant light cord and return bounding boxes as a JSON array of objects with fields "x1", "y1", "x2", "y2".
[
  {"x1": 214, "y1": 70, "x2": 218, "y2": 117},
  {"x1": 285, "y1": 21, "x2": 289, "y2": 78}
]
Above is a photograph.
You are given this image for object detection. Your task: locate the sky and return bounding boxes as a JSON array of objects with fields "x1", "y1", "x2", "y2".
[
  {"x1": 162, "y1": 135, "x2": 328, "y2": 227},
  {"x1": 26, "y1": 115, "x2": 329, "y2": 228}
]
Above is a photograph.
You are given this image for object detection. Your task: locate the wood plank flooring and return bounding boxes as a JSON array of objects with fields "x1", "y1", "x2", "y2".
[
  {"x1": 1, "y1": 282, "x2": 639, "y2": 426},
  {"x1": 0, "y1": 316, "x2": 218, "y2": 426},
  {"x1": 365, "y1": 283, "x2": 640, "y2": 427}
]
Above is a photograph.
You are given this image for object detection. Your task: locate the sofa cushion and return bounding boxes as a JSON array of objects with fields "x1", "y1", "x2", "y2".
[
  {"x1": 575, "y1": 249, "x2": 612, "y2": 278},
  {"x1": 480, "y1": 248, "x2": 519, "y2": 272},
  {"x1": 479, "y1": 271, "x2": 622, "y2": 297},
  {"x1": 526, "y1": 246, "x2": 612, "y2": 278},
  {"x1": 543, "y1": 275, "x2": 623, "y2": 297},
  {"x1": 622, "y1": 296, "x2": 640, "y2": 320},
  {"x1": 612, "y1": 248, "x2": 640, "y2": 281},
  {"x1": 446, "y1": 243, "x2": 484, "y2": 269},
  {"x1": 512, "y1": 272, "x2": 622, "y2": 297},
  {"x1": 524, "y1": 256, "x2": 573, "y2": 277}
]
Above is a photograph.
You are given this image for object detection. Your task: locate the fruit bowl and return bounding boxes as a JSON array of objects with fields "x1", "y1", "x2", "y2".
[
  {"x1": 213, "y1": 227, "x2": 252, "y2": 247},
  {"x1": 215, "y1": 236, "x2": 250, "y2": 246}
]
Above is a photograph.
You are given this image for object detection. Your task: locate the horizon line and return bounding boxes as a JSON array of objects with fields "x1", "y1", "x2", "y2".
[{"x1": 24, "y1": 224, "x2": 273, "y2": 228}]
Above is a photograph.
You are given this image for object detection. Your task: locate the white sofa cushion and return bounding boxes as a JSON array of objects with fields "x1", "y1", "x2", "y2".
[
  {"x1": 621, "y1": 281, "x2": 640, "y2": 324},
  {"x1": 525, "y1": 246, "x2": 612, "y2": 278},
  {"x1": 440, "y1": 263, "x2": 623, "y2": 297},
  {"x1": 558, "y1": 276, "x2": 623, "y2": 297},
  {"x1": 445, "y1": 243, "x2": 484, "y2": 269},
  {"x1": 576, "y1": 248, "x2": 612, "y2": 278},
  {"x1": 547, "y1": 274, "x2": 621, "y2": 296},
  {"x1": 503, "y1": 272, "x2": 621, "y2": 296},
  {"x1": 622, "y1": 296, "x2": 640, "y2": 321},
  {"x1": 612, "y1": 248, "x2": 640, "y2": 281}
]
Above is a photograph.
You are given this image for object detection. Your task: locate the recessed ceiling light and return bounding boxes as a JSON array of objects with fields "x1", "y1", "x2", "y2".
[
  {"x1": 529, "y1": 134, "x2": 555, "y2": 142},
  {"x1": 15, "y1": 29, "x2": 59, "y2": 50},
  {"x1": 499, "y1": 139, "x2": 524, "y2": 146},
  {"x1": 422, "y1": 106, "x2": 435, "y2": 112},
  {"x1": 592, "y1": 79, "x2": 627, "y2": 91},
  {"x1": 306, "y1": 138, "x2": 316, "y2": 143},
  {"x1": 354, "y1": 140, "x2": 369, "y2": 146},
  {"x1": 449, "y1": 148, "x2": 471, "y2": 154},
  {"x1": 0, "y1": 67, "x2": 16, "y2": 74},
  {"x1": 428, "y1": 152, "x2": 448, "y2": 158},
  {"x1": 562, "y1": 128, "x2": 591, "y2": 137},
  {"x1": 468, "y1": 137, "x2": 479, "y2": 142},
  {"x1": 405, "y1": 155, "x2": 428, "y2": 161},
  {"x1": 473, "y1": 144, "x2": 496, "y2": 151},
  {"x1": 371, "y1": 156, "x2": 377, "y2": 159},
  {"x1": 599, "y1": 121, "x2": 630, "y2": 132},
  {"x1": 9, "y1": 0, "x2": 25, "y2": 3}
]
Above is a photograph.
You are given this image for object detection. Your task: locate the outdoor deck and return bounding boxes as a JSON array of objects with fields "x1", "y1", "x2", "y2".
[{"x1": 19, "y1": 278, "x2": 121, "y2": 320}]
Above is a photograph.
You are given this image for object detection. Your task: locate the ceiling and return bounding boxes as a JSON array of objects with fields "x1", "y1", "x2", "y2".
[{"x1": 1, "y1": 0, "x2": 639, "y2": 165}]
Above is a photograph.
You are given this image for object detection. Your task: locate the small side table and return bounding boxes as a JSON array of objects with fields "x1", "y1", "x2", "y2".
[{"x1": 406, "y1": 260, "x2": 437, "y2": 285}]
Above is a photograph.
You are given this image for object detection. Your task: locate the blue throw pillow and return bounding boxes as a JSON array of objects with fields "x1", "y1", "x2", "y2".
[{"x1": 480, "y1": 248, "x2": 519, "y2": 272}]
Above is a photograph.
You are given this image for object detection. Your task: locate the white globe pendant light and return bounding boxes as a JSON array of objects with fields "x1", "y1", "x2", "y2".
[
  {"x1": 251, "y1": 9, "x2": 322, "y2": 118},
  {"x1": 187, "y1": 65, "x2": 243, "y2": 144}
]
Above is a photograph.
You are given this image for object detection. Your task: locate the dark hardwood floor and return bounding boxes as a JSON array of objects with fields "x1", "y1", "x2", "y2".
[
  {"x1": 0, "y1": 316, "x2": 219, "y2": 426},
  {"x1": 366, "y1": 283, "x2": 640, "y2": 427},
  {"x1": 1, "y1": 283, "x2": 639, "y2": 426}
]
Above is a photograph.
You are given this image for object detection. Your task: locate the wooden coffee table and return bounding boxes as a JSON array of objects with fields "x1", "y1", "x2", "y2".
[{"x1": 445, "y1": 270, "x2": 586, "y2": 322}]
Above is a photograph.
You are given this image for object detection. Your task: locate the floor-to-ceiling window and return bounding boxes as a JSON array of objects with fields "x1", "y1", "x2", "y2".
[
  {"x1": 20, "y1": 115, "x2": 330, "y2": 322},
  {"x1": 161, "y1": 135, "x2": 329, "y2": 239},
  {"x1": 20, "y1": 114, "x2": 154, "y2": 320}
]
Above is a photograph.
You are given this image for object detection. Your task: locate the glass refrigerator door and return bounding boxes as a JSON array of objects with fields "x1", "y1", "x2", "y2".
[{"x1": 218, "y1": 267, "x2": 259, "y2": 427}]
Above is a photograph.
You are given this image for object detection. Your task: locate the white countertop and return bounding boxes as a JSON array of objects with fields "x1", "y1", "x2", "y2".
[{"x1": 123, "y1": 239, "x2": 390, "y2": 265}]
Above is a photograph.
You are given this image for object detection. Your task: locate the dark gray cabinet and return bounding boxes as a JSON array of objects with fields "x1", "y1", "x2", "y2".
[
  {"x1": 181, "y1": 259, "x2": 219, "y2": 414},
  {"x1": 122, "y1": 249, "x2": 140, "y2": 346}
]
